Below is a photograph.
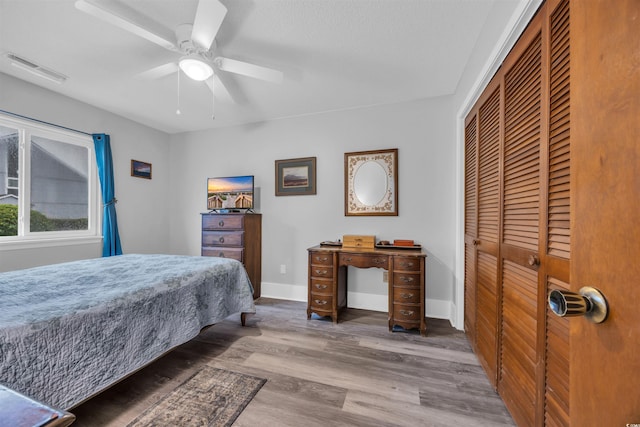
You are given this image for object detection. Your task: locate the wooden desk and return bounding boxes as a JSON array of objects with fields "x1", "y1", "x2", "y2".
[{"x1": 307, "y1": 245, "x2": 427, "y2": 335}]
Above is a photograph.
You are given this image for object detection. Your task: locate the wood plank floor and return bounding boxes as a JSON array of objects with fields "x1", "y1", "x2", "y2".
[{"x1": 71, "y1": 298, "x2": 515, "y2": 426}]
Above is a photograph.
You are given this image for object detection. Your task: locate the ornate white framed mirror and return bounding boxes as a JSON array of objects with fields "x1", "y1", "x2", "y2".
[{"x1": 344, "y1": 148, "x2": 398, "y2": 216}]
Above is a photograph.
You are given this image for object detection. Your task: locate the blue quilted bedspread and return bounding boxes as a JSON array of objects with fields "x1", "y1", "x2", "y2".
[{"x1": 0, "y1": 254, "x2": 256, "y2": 409}]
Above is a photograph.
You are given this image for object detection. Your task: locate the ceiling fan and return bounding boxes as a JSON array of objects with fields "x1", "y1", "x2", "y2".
[{"x1": 75, "y1": 0, "x2": 283, "y2": 99}]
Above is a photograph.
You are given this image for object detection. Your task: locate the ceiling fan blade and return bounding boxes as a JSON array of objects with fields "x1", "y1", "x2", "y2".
[
  {"x1": 191, "y1": 0, "x2": 227, "y2": 50},
  {"x1": 75, "y1": 0, "x2": 178, "y2": 51},
  {"x1": 135, "y1": 62, "x2": 179, "y2": 80},
  {"x1": 214, "y1": 57, "x2": 284, "y2": 84}
]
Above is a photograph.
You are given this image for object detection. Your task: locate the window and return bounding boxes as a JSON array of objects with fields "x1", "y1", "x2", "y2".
[{"x1": 0, "y1": 114, "x2": 100, "y2": 246}]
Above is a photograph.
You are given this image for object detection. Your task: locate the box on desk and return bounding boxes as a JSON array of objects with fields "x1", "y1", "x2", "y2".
[{"x1": 342, "y1": 235, "x2": 376, "y2": 249}]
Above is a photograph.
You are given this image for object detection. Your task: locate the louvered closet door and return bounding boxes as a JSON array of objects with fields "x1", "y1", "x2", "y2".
[
  {"x1": 474, "y1": 82, "x2": 502, "y2": 386},
  {"x1": 542, "y1": 1, "x2": 571, "y2": 425},
  {"x1": 464, "y1": 114, "x2": 478, "y2": 345},
  {"x1": 498, "y1": 14, "x2": 543, "y2": 427}
]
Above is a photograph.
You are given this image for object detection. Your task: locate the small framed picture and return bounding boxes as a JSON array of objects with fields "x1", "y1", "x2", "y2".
[
  {"x1": 131, "y1": 159, "x2": 152, "y2": 179},
  {"x1": 275, "y1": 157, "x2": 316, "y2": 196}
]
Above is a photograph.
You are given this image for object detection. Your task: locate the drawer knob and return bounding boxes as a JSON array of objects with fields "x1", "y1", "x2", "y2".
[
  {"x1": 315, "y1": 284, "x2": 328, "y2": 290},
  {"x1": 400, "y1": 276, "x2": 415, "y2": 283},
  {"x1": 399, "y1": 309, "x2": 414, "y2": 316},
  {"x1": 315, "y1": 256, "x2": 329, "y2": 262},
  {"x1": 218, "y1": 252, "x2": 225, "y2": 257},
  {"x1": 218, "y1": 220, "x2": 225, "y2": 227},
  {"x1": 344, "y1": 257, "x2": 352, "y2": 262},
  {"x1": 374, "y1": 258, "x2": 386, "y2": 264},
  {"x1": 314, "y1": 299, "x2": 328, "y2": 306},
  {"x1": 315, "y1": 269, "x2": 328, "y2": 275},
  {"x1": 399, "y1": 261, "x2": 414, "y2": 268},
  {"x1": 219, "y1": 237, "x2": 225, "y2": 243},
  {"x1": 400, "y1": 293, "x2": 414, "y2": 299}
]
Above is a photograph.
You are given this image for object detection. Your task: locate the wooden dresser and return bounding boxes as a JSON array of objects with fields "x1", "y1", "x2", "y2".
[
  {"x1": 307, "y1": 245, "x2": 427, "y2": 335},
  {"x1": 201, "y1": 212, "x2": 262, "y2": 299}
]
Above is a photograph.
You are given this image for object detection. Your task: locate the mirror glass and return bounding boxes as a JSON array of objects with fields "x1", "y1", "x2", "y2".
[{"x1": 354, "y1": 161, "x2": 387, "y2": 205}]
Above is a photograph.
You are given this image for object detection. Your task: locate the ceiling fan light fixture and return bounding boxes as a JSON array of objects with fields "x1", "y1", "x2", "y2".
[{"x1": 178, "y1": 55, "x2": 213, "y2": 81}]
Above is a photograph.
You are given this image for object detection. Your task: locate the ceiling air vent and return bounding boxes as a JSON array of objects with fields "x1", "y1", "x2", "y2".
[{"x1": 4, "y1": 52, "x2": 68, "y2": 84}]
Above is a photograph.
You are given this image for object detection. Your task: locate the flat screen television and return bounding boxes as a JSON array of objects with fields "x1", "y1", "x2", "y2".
[{"x1": 207, "y1": 175, "x2": 254, "y2": 211}]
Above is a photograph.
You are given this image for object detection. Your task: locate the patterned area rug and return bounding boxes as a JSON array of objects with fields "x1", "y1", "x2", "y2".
[{"x1": 127, "y1": 366, "x2": 266, "y2": 427}]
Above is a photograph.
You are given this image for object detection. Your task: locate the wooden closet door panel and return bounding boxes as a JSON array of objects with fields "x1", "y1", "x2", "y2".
[
  {"x1": 499, "y1": 16, "x2": 543, "y2": 427},
  {"x1": 464, "y1": 116, "x2": 478, "y2": 342},
  {"x1": 502, "y1": 32, "x2": 542, "y2": 254},
  {"x1": 500, "y1": 260, "x2": 538, "y2": 426},
  {"x1": 542, "y1": 1, "x2": 571, "y2": 426},
  {"x1": 545, "y1": 278, "x2": 570, "y2": 427},
  {"x1": 476, "y1": 252, "x2": 498, "y2": 384},
  {"x1": 546, "y1": 0, "x2": 571, "y2": 262},
  {"x1": 570, "y1": 0, "x2": 640, "y2": 423},
  {"x1": 475, "y1": 85, "x2": 502, "y2": 386}
]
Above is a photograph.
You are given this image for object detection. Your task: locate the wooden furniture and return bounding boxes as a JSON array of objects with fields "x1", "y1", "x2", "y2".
[
  {"x1": 307, "y1": 245, "x2": 426, "y2": 335},
  {"x1": 201, "y1": 212, "x2": 262, "y2": 299},
  {"x1": 0, "y1": 385, "x2": 75, "y2": 427}
]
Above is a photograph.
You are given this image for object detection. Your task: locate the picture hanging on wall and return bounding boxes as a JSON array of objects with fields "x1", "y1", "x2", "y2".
[
  {"x1": 131, "y1": 159, "x2": 152, "y2": 179},
  {"x1": 275, "y1": 157, "x2": 316, "y2": 196}
]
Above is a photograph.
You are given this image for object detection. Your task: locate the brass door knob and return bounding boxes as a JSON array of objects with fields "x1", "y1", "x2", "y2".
[{"x1": 528, "y1": 255, "x2": 540, "y2": 266}]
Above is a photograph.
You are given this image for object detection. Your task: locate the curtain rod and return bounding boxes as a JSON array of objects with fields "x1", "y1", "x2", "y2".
[{"x1": 0, "y1": 109, "x2": 93, "y2": 136}]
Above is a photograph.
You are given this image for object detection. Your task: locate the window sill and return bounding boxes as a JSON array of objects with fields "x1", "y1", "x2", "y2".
[{"x1": 0, "y1": 236, "x2": 103, "y2": 251}]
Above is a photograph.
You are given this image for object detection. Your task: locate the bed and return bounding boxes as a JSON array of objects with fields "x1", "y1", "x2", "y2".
[{"x1": 0, "y1": 253, "x2": 256, "y2": 410}]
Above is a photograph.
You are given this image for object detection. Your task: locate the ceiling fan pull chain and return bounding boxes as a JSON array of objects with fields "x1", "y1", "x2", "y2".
[{"x1": 176, "y1": 70, "x2": 181, "y2": 115}]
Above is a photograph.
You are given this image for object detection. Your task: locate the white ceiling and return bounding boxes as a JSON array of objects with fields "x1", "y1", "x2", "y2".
[{"x1": 0, "y1": 0, "x2": 522, "y2": 134}]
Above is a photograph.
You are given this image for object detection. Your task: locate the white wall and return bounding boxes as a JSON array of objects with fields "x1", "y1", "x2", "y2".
[
  {"x1": 0, "y1": 72, "x2": 172, "y2": 271},
  {"x1": 168, "y1": 97, "x2": 458, "y2": 320}
]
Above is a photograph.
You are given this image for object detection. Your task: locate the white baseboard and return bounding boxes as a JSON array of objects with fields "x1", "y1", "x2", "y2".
[{"x1": 260, "y1": 282, "x2": 307, "y2": 301}]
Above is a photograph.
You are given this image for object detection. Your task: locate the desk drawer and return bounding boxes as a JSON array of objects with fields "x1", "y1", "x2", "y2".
[
  {"x1": 393, "y1": 304, "x2": 421, "y2": 322},
  {"x1": 202, "y1": 214, "x2": 244, "y2": 230},
  {"x1": 202, "y1": 231, "x2": 244, "y2": 247},
  {"x1": 393, "y1": 272, "x2": 421, "y2": 288},
  {"x1": 310, "y1": 294, "x2": 333, "y2": 310},
  {"x1": 393, "y1": 287, "x2": 421, "y2": 304},
  {"x1": 310, "y1": 252, "x2": 333, "y2": 266},
  {"x1": 394, "y1": 256, "x2": 422, "y2": 271},
  {"x1": 310, "y1": 278, "x2": 333, "y2": 294},
  {"x1": 310, "y1": 265, "x2": 333, "y2": 278},
  {"x1": 202, "y1": 247, "x2": 243, "y2": 262},
  {"x1": 339, "y1": 253, "x2": 388, "y2": 268}
]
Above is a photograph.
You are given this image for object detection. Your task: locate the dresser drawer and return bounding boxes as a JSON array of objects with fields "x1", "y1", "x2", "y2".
[
  {"x1": 393, "y1": 256, "x2": 422, "y2": 271},
  {"x1": 309, "y1": 251, "x2": 333, "y2": 266},
  {"x1": 392, "y1": 272, "x2": 421, "y2": 288},
  {"x1": 310, "y1": 265, "x2": 333, "y2": 278},
  {"x1": 310, "y1": 293, "x2": 334, "y2": 311},
  {"x1": 393, "y1": 287, "x2": 421, "y2": 304},
  {"x1": 202, "y1": 247, "x2": 243, "y2": 261},
  {"x1": 202, "y1": 214, "x2": 244, "y2": 230},
  {"x1": 310, "y1": 278, "x2": 333, "y2": 294},
  {"x1": 339, "y1": 253, "x2": 388, "y2": 268},
  {"x1": 393, "y1": 304, "x2": 421, "y2": 322},
  {"x1": 202, "y1": 231, "x2": 244, "y2": 247}
]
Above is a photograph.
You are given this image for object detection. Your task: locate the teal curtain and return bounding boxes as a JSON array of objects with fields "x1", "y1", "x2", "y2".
[{"x1": 93, "y1": 134, "x2": 122, "y2": 256}]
